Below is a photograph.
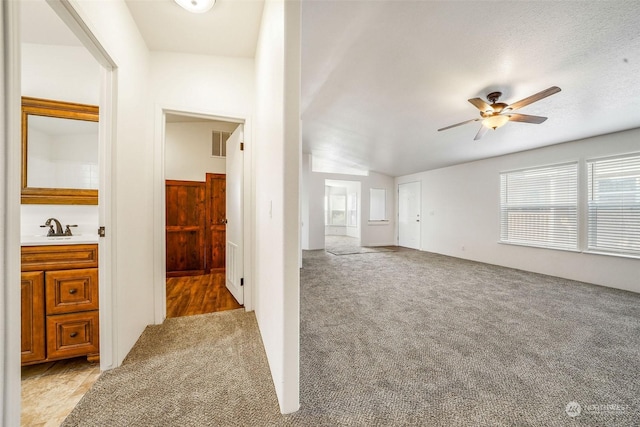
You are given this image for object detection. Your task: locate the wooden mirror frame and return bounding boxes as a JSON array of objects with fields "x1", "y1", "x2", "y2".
[{"x1": 21, "y1": 97, "x2": 99, "y2": 205}]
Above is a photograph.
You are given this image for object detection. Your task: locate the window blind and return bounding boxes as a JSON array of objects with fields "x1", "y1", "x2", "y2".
[
  {"x1": 500, "y1": 163, "x2": 578, "y2": 250},
  {"x1": 587, "y1": 154, "x2": 640, "y2": 257}
]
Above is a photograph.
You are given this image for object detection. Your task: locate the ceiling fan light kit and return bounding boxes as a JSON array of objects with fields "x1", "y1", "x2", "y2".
[
  {"x1": 438, "y1": 86, "x2": 561, "y2": 140},
  {"x1": 174, "y1": 0, "x2": 216, "y2": 14},
  {"x1": 483, "y1": 114, "x2": 509, "y2": 130}
]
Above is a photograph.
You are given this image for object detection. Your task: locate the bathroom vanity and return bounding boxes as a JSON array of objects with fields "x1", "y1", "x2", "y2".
[{"x1": 21, "y1": 240, "x2": 99, "y2": 365}]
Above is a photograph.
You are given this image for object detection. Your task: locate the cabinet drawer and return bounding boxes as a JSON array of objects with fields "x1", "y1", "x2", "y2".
[
  {"x1": 46, "y1": 311, "x2": 99, "y2": 360},
  {"x1": 45, "y1": 268, "x2": 99, "y2": 314},
  {"x1": 22, "y1": 244, "x2": 98, "y2": 271}
]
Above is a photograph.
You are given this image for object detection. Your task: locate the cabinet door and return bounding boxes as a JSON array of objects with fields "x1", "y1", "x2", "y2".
[
  {"x1": 46, "y1": 311, "x2": 99, "y2": 360},
  {"x1": 21, "y1": 272, "x2": 45, "y2": 364},
  {"x1": 45, "y1": 268, "x2": 99, "y2": 315}
]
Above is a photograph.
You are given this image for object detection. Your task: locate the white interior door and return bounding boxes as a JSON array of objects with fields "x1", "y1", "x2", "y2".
[
  {"x1": 398, "y1": 181, "x2": 421, "y2": 249},
  {"x1": 226, "y1": 125, "x2": 244, "y2": 304}
]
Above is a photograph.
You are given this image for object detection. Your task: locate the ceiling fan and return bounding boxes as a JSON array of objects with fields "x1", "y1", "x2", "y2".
[{"x1": 437, "y1": 86, "x2": 561, "y2": 140}]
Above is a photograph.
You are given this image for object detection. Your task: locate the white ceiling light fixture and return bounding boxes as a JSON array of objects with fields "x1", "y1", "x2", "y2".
[
  {"x1": 174, "y1": 0, "x2": 216, "y2": 14},
  {"x1": 482, "y1": 114, "x2": 510, "y2": 130}
]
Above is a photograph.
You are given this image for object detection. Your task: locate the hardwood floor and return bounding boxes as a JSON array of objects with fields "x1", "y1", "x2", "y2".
[{"x1": 166, "y1": 272, "x2": 242, "y2": 318}]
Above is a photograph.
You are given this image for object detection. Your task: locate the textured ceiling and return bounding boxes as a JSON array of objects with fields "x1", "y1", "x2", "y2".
[
  {"x1": 21, "y1": 1, "x2": 640, "y2": 178},
  {"x1": 301, "y1": 1, "x2": 640, "y2": 177}
]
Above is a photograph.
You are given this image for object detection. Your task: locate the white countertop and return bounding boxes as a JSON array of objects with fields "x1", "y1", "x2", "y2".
[{"x1": 21, "y1": 234, "x2": 99, "y2": 246}]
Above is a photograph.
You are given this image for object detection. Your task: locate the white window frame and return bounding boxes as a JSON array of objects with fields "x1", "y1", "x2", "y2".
[
  {"x1": 500, "y1": 162, "x2": 578, "y2": 251},
  {"x1": 586, "y1": 152, "x2": 640, "y2": 258},
  {"x1": 369, "y1": 188, "x2": 387, "y2": 221}
]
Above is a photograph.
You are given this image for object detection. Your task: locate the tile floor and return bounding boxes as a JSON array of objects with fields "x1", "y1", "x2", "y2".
[{"x1": 21, "y1": 358, "x2": 100, "y2": 427}]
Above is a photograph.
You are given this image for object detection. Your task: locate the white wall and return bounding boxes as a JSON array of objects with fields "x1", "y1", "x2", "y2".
[
  {"x1": 73, "y1": 0, "x2": 155, "y2": 365},
  {"x1": 165, "y1": 121, "x2": 238, "y2": 181},
  {"x1": 302, "y1": 159, "x2": 395, "y2": 250},
  {"x1": 150, "y1": 52, "x2": 254, "y2": 116},
  {"x1": 396, "y1": 128, "x2": 640, "y2": 293},
  {"x1": 253, "y1": 0, "x2": 300, "y2": 413},
  {"x1": 21, "y1": 43, "x2": 99, "y2": 105}
]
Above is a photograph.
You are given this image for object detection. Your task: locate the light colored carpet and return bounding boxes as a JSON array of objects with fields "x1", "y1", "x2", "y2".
[
  {"x1": 294, "y1": 249, "x2": 640, "y2": 426},
  {"x1": 61, "y1": 309, "x2": 284, "y2": 426},
  {"x1": 62, "y1": 249, "x2": 640, "y2": 426},
  {"x1": 325, "y1": 235, "x2": 396, "y2": 256}
]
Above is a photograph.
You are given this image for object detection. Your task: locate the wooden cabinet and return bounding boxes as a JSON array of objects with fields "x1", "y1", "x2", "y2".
[
  {"x1": 21, "y1": 272, "x2": 45, "y2": 364},
  {"x1": 20, "y1": 244, "x2": 99, "y2": 366}
]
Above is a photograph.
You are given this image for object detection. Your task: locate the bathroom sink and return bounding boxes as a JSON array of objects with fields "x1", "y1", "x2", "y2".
[{"x1": 21, "y1": 234, "x2": 99, "y2": 246}]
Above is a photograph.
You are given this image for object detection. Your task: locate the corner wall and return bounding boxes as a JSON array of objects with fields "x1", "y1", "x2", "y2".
[
  {"x1": 253, "y1": 0, "x2": 300, "y2": 413},
  {"x1": 396, "y1": 128, "x2": 640, "y2": 293}
]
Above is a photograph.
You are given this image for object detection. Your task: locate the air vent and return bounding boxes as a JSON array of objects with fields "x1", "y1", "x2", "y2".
[{"x1": 211, "y1": 131, "x2": 231, "y2": 157}]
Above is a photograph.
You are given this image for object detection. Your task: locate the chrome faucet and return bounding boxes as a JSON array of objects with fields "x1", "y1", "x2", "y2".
[{"x1": 42, "y1": 218, "x2": 64, "y2": 236}]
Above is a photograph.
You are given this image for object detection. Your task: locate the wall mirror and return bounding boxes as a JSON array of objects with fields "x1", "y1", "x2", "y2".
[{"x1": 22, "y1": 97, "x2": 99, "y2": 205}]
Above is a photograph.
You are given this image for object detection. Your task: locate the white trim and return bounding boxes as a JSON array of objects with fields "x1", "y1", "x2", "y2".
[
  {"x1": 153, "y1": 104, "x2": 254, "y2": 321},
  {"x1": 153, "y1": 106, "x2": 167, "y2": 325},
  {"x1": 2, "y1": 0, "x2": 23, "y2": 424},
  {"x1": 97, "y1": 66, "x2": 117, "y2": 370},
  {"x1": 47, "y1": 0, "x2": 120, "y2": 374}
]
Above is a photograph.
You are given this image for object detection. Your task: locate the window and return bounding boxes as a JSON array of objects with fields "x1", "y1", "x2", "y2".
[
  {"x1": 329, "y1": 194, "x2": 346, "y2": 225},
  {"x1": 347, "y1": 193, "x2": 357, "y2": 226},
  {"x1": 211, "y1": 131, "x2": 230, "y2": 157},
  {"x1": 500, "y1": 163, "x2": 578, "y2": 250},
  {"x1": 369, "y1": 188, "x2": 386, "y2": 221},
  {"x1": 324, "y1": 185, "x2": 347, "y2": 226},
  {"x1": 587, "y1": 153, "x2": 640, "y2": 257}
]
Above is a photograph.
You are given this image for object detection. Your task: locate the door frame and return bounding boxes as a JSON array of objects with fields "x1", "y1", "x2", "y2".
[
  {"x1": 153, "y1": 106, "x2": 253, "y2": 324},
  {"x1": 3, "y1": 1, "x2": 118, "y2": 424},
  {"x1": 397, "y1": 181, "x2": 422, "y2": 250}
]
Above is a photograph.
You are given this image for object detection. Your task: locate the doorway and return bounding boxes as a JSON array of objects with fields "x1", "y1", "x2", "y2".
[
  {"x1": 398, "y1": 181, "x2": 421, "y2": 249},
  {"x1": 18, "y1": 1, "x2": 116, "y2": 424},
  {"x1": 324, "y1": 179, "x2": 362, "y2": 252},
  {"x1": 163, "y1": 114, "x2": 243, "y2": 317}
]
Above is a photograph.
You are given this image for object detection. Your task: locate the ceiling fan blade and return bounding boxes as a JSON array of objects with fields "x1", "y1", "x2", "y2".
[
  {"x1": 437, "y1": 118, "x2": 480, "y2": 132},
  {"x1": 508, "y1": 113, "x2": 548, "y2": 124},
  {"x1": 474, "y1": 125, "x2": 488, "y2": 140},
  {"x1": 468, "y1": 98, "x2": 492, "y2": 112},
  {"x1": 507, "y1": 86, "x2": 561, "y2": 111}
]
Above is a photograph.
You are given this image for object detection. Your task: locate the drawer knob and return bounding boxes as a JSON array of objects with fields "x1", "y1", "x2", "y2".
[
  {"x1": 69, "y1": 288, "x2": 77, "y2": 294},
  {"x1": 70, "y1": 332, "x2": 78, "y2": 337}
]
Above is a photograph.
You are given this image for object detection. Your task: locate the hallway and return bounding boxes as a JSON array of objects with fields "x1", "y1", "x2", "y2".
[{"x1": 166, "y1": 273, "x2": 242, "y2": 318}]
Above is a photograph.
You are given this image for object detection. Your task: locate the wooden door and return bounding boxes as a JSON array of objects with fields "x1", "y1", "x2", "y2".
[
  {"x1": 21, "y1": 271, "x2": 45, "y2": 364},
  {"x1": 206, "y1": 173, "x2": 226, "y2": 272},
  {"x1": 166, "y1": 180, "x2": 206, "y2": 277}
]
